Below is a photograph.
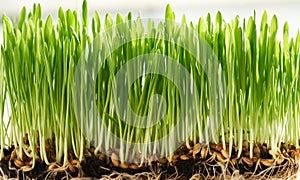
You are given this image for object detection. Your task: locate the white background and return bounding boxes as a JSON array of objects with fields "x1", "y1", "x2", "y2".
[{"x1": 0, "y1": 0, "x2": 300, "y2": 42}]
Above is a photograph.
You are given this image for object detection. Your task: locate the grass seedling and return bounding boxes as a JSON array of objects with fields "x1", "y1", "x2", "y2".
[{"x1": 0, "y1": 1, "x2": 300, "y2": 178}]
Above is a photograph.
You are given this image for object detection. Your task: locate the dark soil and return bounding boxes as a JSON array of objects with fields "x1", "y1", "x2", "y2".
[{"x1": 0, "y1": 140, "x2": 299, "y2": 179}]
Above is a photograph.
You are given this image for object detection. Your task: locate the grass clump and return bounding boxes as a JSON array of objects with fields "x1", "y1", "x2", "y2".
[{"x1": 0, "y1": 0, "x2": 300, "y2": 175}]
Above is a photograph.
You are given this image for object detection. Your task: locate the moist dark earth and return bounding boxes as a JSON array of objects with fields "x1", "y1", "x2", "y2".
[{"x1": 0, "y1": 140, "x2": 299, "y2": 179}]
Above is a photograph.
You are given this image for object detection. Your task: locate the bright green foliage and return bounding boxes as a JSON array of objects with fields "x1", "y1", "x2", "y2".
[
  {"x1": 1, "y1": 1, "x2": 300, "y2": 167},
  {"x1": 1, "y1": 2, "x2": 89, "y2": 165},
  {"x1": 0, "y1": 44, "x2": 6, "y2": 160}
]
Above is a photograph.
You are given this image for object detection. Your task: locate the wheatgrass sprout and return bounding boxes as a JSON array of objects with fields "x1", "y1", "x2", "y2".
[
  {"x1": 0, "y1": 46, "x2": 6, "y2": 160},
  {"x1": 1, "y1": 2, "x2": 90, "y2": 166},
  {"x1": 72, "y1": 9, "x2": 226, "y2": 164},
  {"x1": 1, "y1": 1, "x2": 300, "y2": 176}
]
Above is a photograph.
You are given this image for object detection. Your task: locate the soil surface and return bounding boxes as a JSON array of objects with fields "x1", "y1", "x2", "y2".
[{"x1": 0, "y1": 140, "x2": 299, "y2": 179}]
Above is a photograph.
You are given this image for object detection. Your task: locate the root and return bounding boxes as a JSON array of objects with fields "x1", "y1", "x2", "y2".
[
  {"x1": 45, "y1": 164, "x2": 71, "y2": 180},
  {"x1": 1, "y1": 140, "x2": 300, "y2": 179},
  {"x1": 100, "y1": 171, "x2": 158, "y2": 180}
]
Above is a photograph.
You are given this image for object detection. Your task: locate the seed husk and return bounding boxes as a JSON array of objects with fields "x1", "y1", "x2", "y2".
[
  {"x1": 14, "y1": 159, "x2": 24, "y2": 168},
  {"x1": 10, "y1": 149, "x2": 17, "y2": 160},
  {"x1": 129, "y1": 163, "x2": 138, "y2": 170},
  {"x1": 260, "y1": 159, "x2": 275, "y2": 167},
  {"x1": 221, "y1": 149, "x2": 229, "y2": 159},
  {"x1": 242, "y1": 157, "x2": 253, "y2": 167},
  {"x1": 119, "y1": 162, "x2": 130, "y2": 169},
  {"x1": 158, "y1": 158, "x2": 168, "y2": 164},
  {"x1": 200, "y1": 145, "x2": 208, "y2": 159},
  {"x1": 215, "y1": 152, "x2": 227, "y2": 163},
  {"x1": 230, "y1": 157, "x2": 237, "y2": 166},
  {"x1": 180, "y1": 155, "x2": 190, "y2": 160},
  {"x1": 111, "y1": 153, "x2": 119, "y2": 167},
  {"x1": 253, "y1": 146, "x2": 260, "y2": 157},
  {"x1": 193, "y1": 143, "x2": 201, "y2": 157},
  {"x1": 216, "y1": 143, "x2": 223, "y2": 151},
  {"x1": 172, "y1": 155, "x2": 179, "y2": 162},
  {"x1": 21, "y1": 165, "x2": 33, "y2": 172}
]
